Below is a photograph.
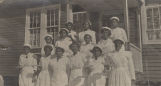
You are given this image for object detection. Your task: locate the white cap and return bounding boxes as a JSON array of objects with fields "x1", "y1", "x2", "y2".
[
  {"x1": 24, "y1": 44, "x2": 31, "y2": 48},
  {"x1": 44, "y1": 34, "x2": 53, "y2": 39},
  {"x1": 110, "y1": 16, "x2": 120, "y2": 22},
  {"x1": 60, "y1": 28, "x2": 69, "y2": 33},
  {"x1": 102, "y1": 27, "x2": 111, "y2": 31}
]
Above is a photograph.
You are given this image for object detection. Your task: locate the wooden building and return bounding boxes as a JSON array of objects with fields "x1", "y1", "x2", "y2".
[{"x1": 0, "y1": 0, "x2": 160, "y2": 86}]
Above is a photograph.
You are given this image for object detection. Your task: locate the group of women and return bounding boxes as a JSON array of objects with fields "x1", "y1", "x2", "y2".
[{"x1": 18, "y1": 16, "x2": 135, "y2": 86}]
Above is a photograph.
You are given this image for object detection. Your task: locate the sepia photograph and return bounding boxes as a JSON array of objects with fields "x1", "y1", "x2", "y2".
[{"x1": 0, "y1": 0, "x2": 161, "y2": 86}]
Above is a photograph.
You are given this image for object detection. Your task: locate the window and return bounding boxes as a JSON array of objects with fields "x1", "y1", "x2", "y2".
[
  {"x1": 144, "y1": 5, "x2": 161, "y2": 44},
  {"x1": 47, "y1": 9, "x2": 59, "y2": 43},
  {"x1": 29, "y1": 11, "x2": 41, "y2": 47},
  {"x1": 25, "y1": 5, "x2": 60, "y2": 48}
]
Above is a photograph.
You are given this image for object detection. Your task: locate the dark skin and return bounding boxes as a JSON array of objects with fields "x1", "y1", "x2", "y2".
[
  {"x1": 111, "y1": 19, "x2": 119, "y2": 29},
  {"x1": 114, "y1": 41, "x2": 123, "y2": 51},
  {"x1": 83, "y1": 22, "x2": 91, "y2": 31},
  {"x1": 66, "y1": 23, "x2": 73, "y2": 31},
  {"x1": 24, "y1": 46, "x2": 30, "y2": 55},
  {"x1": 92, "y1": 48, "x2": 102, "y2": 60},
  {"x1": 59, "y1": 30, "x2": 68, "y2": 39},
  {"x1": 102, "y1": 30, "x2": 111, "y2": 40},
  {"x1": 44, "y1": 47, "x2": 52, "y2": 57},
  {"x1": 84, "y1": 35, "x2": 92, "y2": 44},
  {"x1": 70, "y1": 44, "x2": 80, "y2": 55},
  {"x1": 55, "y1": 48, "x2": 64, "y2": 61},
  {"x1": 45, "y1": 36, "x2": 53, "y2": 44}
]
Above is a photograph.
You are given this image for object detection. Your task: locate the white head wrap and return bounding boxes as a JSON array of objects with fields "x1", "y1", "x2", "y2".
[
  {"x1": 24, "y1": 44, "x2": 31, "y2": 48},
  {"x1": 60, "y1": 28, "x2": 69, "y2": 33},
  {"x1": 102, "y1": 27, "x2": 111, "y2": 31},
  {"x1": 44, "y1": 34, "x2": 53, "y2": 39},
  {"x1": 110, "y1": 16, "x2": 120, "y2": 22}
]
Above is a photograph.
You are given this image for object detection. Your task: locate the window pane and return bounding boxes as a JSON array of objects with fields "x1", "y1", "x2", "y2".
[
  {"x1": 147, "y1": 31, "x2": 154, "y2": 40},
  {"x1": 153, "y1": 8, "x2": 160, "y2": 29},
  {"x1": 29, "y1": 28, "x2": 40, "y2": 47},
  {"x1": 47, "y1": 10, "x2": 51, "y2": 26},
  {"x1": 147, "y1": 8, "x2": 153, "y2": 29},
  {"x1": 156, "y1": 30, "x2": 161, "y2": 39}
]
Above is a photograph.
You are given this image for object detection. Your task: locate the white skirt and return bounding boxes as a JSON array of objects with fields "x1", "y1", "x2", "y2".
[
  {"x1": 108, "y1": 68, "x2": 131, "y2": 86},
  {"x1": 36, "y1": 70, "x2": 50, "y2": 86}
]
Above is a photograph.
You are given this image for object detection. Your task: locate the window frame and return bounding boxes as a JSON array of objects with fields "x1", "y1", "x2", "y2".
[
  {"x1": 25, "y1": 4, "x2": 61, "y2": 48},
  {"x1": 143, "y1": 5, "x2": 161, "y2": 44}
]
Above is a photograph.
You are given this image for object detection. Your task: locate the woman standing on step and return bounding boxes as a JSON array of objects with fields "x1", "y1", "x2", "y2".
[
  {"x1": 18, "y1": 44, "x2": 37, "y2": 86},
  {"x1": 108, "y1": 39, "x2": 135, "y2": 86},
  {"x1": 36, "y1": 45, "x2": 53, "y2": 86},
  {"x1": 49, "y1": 47, "x2": 70, "y2": 86}
]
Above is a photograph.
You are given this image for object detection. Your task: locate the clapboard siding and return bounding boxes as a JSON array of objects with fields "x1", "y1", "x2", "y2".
[
  {"x1": 129, "y1": 9, "x2": 140, "y2": 47},
  {"x1": 0, "y1": 16, "x2": 26, "y2": 77},
  {"x1": 142, "y1": 44, "x2": 161, "y2": 81}
]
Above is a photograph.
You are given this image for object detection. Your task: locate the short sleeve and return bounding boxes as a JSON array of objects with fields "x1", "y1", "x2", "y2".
[{"x1": 19, "y1": 55, "x2": 24, "y2": 66}]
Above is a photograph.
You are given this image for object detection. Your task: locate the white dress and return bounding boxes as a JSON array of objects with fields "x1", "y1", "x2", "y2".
[
  {"x1": 49, "y1": 56, "x2": 70, "y2": 86},
  {"x1": 111, "y1": 27, "x2": 128, "y2": 42},
  {"x1": 41, "y1": 44, "x2": 55, "y2": 56},
  {"x1": 69, "y1": 30, "x2": 77, "y2": 41},
  {"x1": 108, "y1": 51, "x2": 135, "y2": 86},
  {"x1": 55, "y1": 37, "x2": 73, "y2": 57},
  {"x1": 111, "y1": 27, "x2": 128, "y2": 51},
  {"x1": 80, "y1": 43, "x2": 94, "y2": 59},
  {"x1": 87, "y1": 56, "x2": 106, "y2": 86},
  {"x1": 98, "y1": 38, "x2": 115, "y2": 55},
  {"x1": 69, "y1": 52, "x2": 87, "y2": 86},
  {"x1": 79, "y1": 29, "x2": 96, "y2": 44},
  {"x1": 19, "y1": 53, "x2": 37, "y2": 86},
  {"x1": 36, "y1": 56, "x2": 51, "y2": 86}
]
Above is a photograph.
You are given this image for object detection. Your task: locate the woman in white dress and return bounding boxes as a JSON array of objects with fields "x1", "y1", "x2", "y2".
[
  {"x1": 68, "y1": 42, "x2": 87, "y2": 86},
  {"x1": 98, "y1": 27, "x2": 115, "y2": 54},
  {"x1": 36, "y1": 45, "x2": 53, "y2": 86},
  {"x1": 66, "y1": 22, "x2": 78, "y2": 41},
  {"x1": 85, "y1": 46, "x2": 106, "y2": 86},
  {"x1": 49, "y1": 47, "x2": 70, "y2": 86},
  {"x1": 55, "y1": 28, "x2": 73, "y2": 57},
  {"x1": 108, "y1": 39, "x2": 135, "y2": 86},
  {"x1": 41, "y1": 34, "x2": 55, "y2": 56},
  {"x1": 79, "y1": 21, "x2": 96, "y2": 44},
  {"x1": 19, "y1": 44, "x2": 37, "y2": 86},
  {"x1": 80, "y1": 34, "x2": 95, "y2": 59},
  {"x1": 110, "y1": 17, "x2": 128, "y2": 51}
]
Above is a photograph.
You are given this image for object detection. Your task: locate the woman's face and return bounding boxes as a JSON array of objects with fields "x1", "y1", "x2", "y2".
[
  {"x1": 84, "y1": 35, "x2": 92, "y2": 44},
  {"x1": 55, "y1": 48, "x2": 64, "y2": 57},
  {"x1": 111, "y1": 20, "x2": 119, "y2": 28},
  {"x1": 83, "y1": 22, "x2": 90, "y2": 30},
  {"x1": 115, "y1": 42, "x2": 123, "y2": 51},
  {"x1": 102, "y1": 30, "x2": 111, "y2": 39},
  {"x1": 60, "y1": 30, "x2": 68, "y2": 38},
  {"x1": 93, "y1": 48, "x2": 102, "y2": 58},
  {"x1": 66, "y1": 24, "x2": 72, "y2": 31},
  {"x1": 45, "y1": 37, "x2": 52, "y2": 44},
  {"x1": 24, "y1": 46, "x2": 30, "y2": 54},
  {"x1": 70, "y1": 44, "x2": 79, "y2": 54}
]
